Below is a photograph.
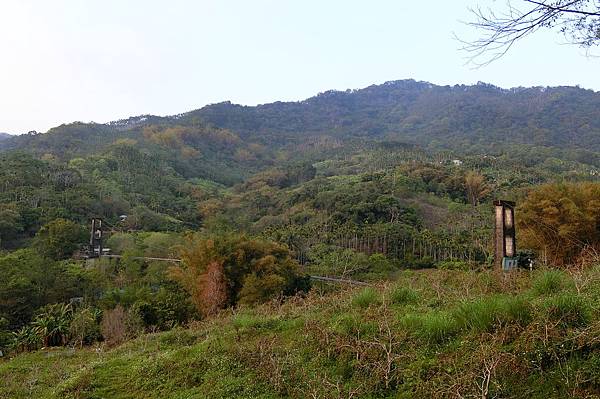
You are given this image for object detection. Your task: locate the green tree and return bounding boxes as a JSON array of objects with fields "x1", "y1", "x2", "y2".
[
  {"x1": 169, "y1": 234, "x2": 309, "y2": 315},
  {"x1": 34, "y1": 218, "x2": 86, "y2": 260},
  {"x1": 0, "y1": 206, "x2": 22, "y2": 247}
]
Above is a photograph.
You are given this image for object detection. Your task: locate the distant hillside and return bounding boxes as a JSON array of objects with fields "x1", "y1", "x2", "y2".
[
  {"x1": 1, "y1": 79, "x2": 600, "y2": 176},
  {"x1": 0, "y1": 133, "x2": 10, "y2": 141},
  {"x1": 186, "y1": 80, "x2": 600, "y2": 153}
]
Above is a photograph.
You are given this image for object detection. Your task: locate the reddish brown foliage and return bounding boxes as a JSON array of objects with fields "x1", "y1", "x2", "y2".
[{"x1": 198, "y1": 261, "x2": 228, "y2": 316}]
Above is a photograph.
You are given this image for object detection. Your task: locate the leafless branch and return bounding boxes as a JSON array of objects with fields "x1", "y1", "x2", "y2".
[{"x1": 459, "y1": 0, "x2": 600, "y2": 65}]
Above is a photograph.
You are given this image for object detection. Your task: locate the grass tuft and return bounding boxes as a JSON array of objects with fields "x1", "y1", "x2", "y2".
[
  {"x1": 401, "y1": 311, "x2": 459, "y2": 343},
  {"x1": 532, "y1": 270, "x2": 573, "y2": 296},
  {"x1": 351, "y1": 287, "x2": 380, "y2": 308},
  {"x1": 389, "y1": 286, "x2": 419, "y2": 305},
  {"x1": 543, "y1": 293, "x2": 591, "y2": 327},
  {"x1": 332, "y1": 314, "x2": 377, "y2": 337},
  {"x1": 453, "y1": 295, "x2": 531, "y2": 332}
]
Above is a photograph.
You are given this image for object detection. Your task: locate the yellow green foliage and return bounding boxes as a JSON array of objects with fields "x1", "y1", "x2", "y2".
[{"x1": 519, "y1": 182, "x2": 600, "y2": 266}]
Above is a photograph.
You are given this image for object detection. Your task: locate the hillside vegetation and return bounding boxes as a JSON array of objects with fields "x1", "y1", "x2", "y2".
[{"x1": 3, "y1": 267, "x2": 600, "y2": 398}]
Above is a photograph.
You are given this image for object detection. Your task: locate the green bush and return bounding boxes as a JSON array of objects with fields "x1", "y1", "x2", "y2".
[
  {"x1": 453, "y1": 298, "x2": 496, "y2": 331},
  {"x1": 33, "y1": 219, "x2": 86, "y2": 260},
  {"x1": 532, "y1": 270, "x2": 573, "y2": 296},
  {"x1": 32, "y1": 303, "x2": 73, "y2": 347},
  {"x1": 69, "y1": 307, "x2": 102, "y2": 346},
  {"x1": 543, "y1": 293, "x2": 591, "y2": 327},
  {"x1": 131, "y1": 284, "x2": 196, "y2": 331},
  {"x1": 497, "y1": 296, "x2": 532, "y2": 326},
  {"x1": 367, "y1": 253, "x2": 396, "y2": 274},
  {"x1": 401, "y1": 311, "x2": 459, "y2": 343},
  {"x1": 306, "y1": 245, "x2": 370, "y2": 278},
  {"x1": 390, "y1": 286, "x2": 419, "y2": 305},
  {"x1": 0, "y1": 318, "x2": 12, "y2": 351},
  {"x1": 351, "y1": 287, "x2": 380, "y2": 308},
  {"x1": 453, "y1": 295, "x2": 531, "y2": 332},
  {"x1": 171, "y1": 234, "x2": 309, "y2": 314},
  {"x1": 12, "y1": 325, "x2": 40, "y2": 352}
]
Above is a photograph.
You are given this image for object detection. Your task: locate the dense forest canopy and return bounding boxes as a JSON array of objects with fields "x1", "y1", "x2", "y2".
[
  {"x1": 3, "y1": 80, "x2": 600, "y2": 156},
  {"x1": 190, "y1": 81, "x2": 600, "y2": 153}
]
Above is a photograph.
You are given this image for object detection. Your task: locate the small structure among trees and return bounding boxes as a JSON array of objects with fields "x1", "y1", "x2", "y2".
[{"x1": 494, "y1": 200, "x2": 517, "y2": 270}]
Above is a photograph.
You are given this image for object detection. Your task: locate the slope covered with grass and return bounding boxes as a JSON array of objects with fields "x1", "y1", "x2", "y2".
[{"x1": 3, "y1": 267, "x2": 600, "y2": 398}]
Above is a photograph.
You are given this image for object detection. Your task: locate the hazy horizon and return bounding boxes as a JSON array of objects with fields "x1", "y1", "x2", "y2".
[{"x1": 2, "y1": 0, "x2": 599, "y2": 134}]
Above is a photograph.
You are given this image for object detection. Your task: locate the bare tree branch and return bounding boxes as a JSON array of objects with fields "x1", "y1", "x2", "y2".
[{"x1": 460, "y1": 0, "x2": 600, "y2": 65}]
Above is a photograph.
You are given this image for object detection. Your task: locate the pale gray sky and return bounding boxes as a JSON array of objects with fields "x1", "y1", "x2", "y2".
[{"x1": 1, "y1": 0, "x2": 598, "y2": 134}]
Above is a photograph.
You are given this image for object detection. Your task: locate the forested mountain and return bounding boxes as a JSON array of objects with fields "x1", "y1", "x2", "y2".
[
  {"x1": 192, "y1": 80, "x2": 600, "y2": 152},
  {"x1": 0, "y1": 133, "x2": 10, "y2": 141},
  {"x1": 2, "y1": 80, "x2": 600, "y2": 160}
]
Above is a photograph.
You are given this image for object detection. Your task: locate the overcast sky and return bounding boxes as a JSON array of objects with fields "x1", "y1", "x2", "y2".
[{"x1": 1, "y1": 0, "x2": 598, "y2": 134}]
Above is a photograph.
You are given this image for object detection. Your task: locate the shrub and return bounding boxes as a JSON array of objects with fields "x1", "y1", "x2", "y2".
[
  {"x1": 100, "y1": 305, "x2": 144, "y2": 346},
  {"x1": 150, "y1": 284, "x2": 197, "y2": 329},
  {"x1": 306, "y1": 245, "x2": 370, "y2": 278},
  {"x1": 238, "y1": 273, "x2": 286, "y2": 306},
  {"x1": 497, "y1": 296, "x2": 532, "y2": 326},
  {"x1": 69, "y1": 307, "x2": 102, "y2": 347},
  {"x1": 123, "y1": 284, "x2": 195, "y2": 331},
  {"x1": 32, "y1": 303, "x2": 73, "y2": 347},
  {"x1": 532, "y1": 270, "x2": 573, "y2": 296},
  {"x1": 453, "y1": 298, "x2": 496, "y2": 331},
  {"x1": 519, "y1": 182, "x2": 600, "y2": 266},
  {"x1": 404, "y1": 255, "x2": 435, "y2": 269},
  {"x1": 352, "y1": 287, "x2": 380, "y2": 308},
  {"x1": 12, "y1": 325, "x2": 40, "y2": 352},
  {"x1": 399, "y1": 313, "x2": 422, "y2": 332},
  {"x1": 367, "y1": 253, "x2": 396, "y2": 274},
  {"x1": 389, "y1": 286, "x2": 419, "y2": 305},
  {"x1": 543, "y1": 294, "x2": 591, "y2": 327},
  {"x1": 436, "y1": 260, "x2": 471, "y2": 271},
  {"x1": 170, "y1": 234, "x2": 309, "y2": 315},
  {"x1": 0, "y1": 318, "x2": 12, "y2": 352},
  {"x1": 33, "y1": 219, "x2": 86, "y2": 260}
]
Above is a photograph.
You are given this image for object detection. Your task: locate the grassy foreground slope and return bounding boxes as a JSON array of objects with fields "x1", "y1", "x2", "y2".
[{"x1": 3, "y1": 268, "x2": 600, "y2": 399}]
